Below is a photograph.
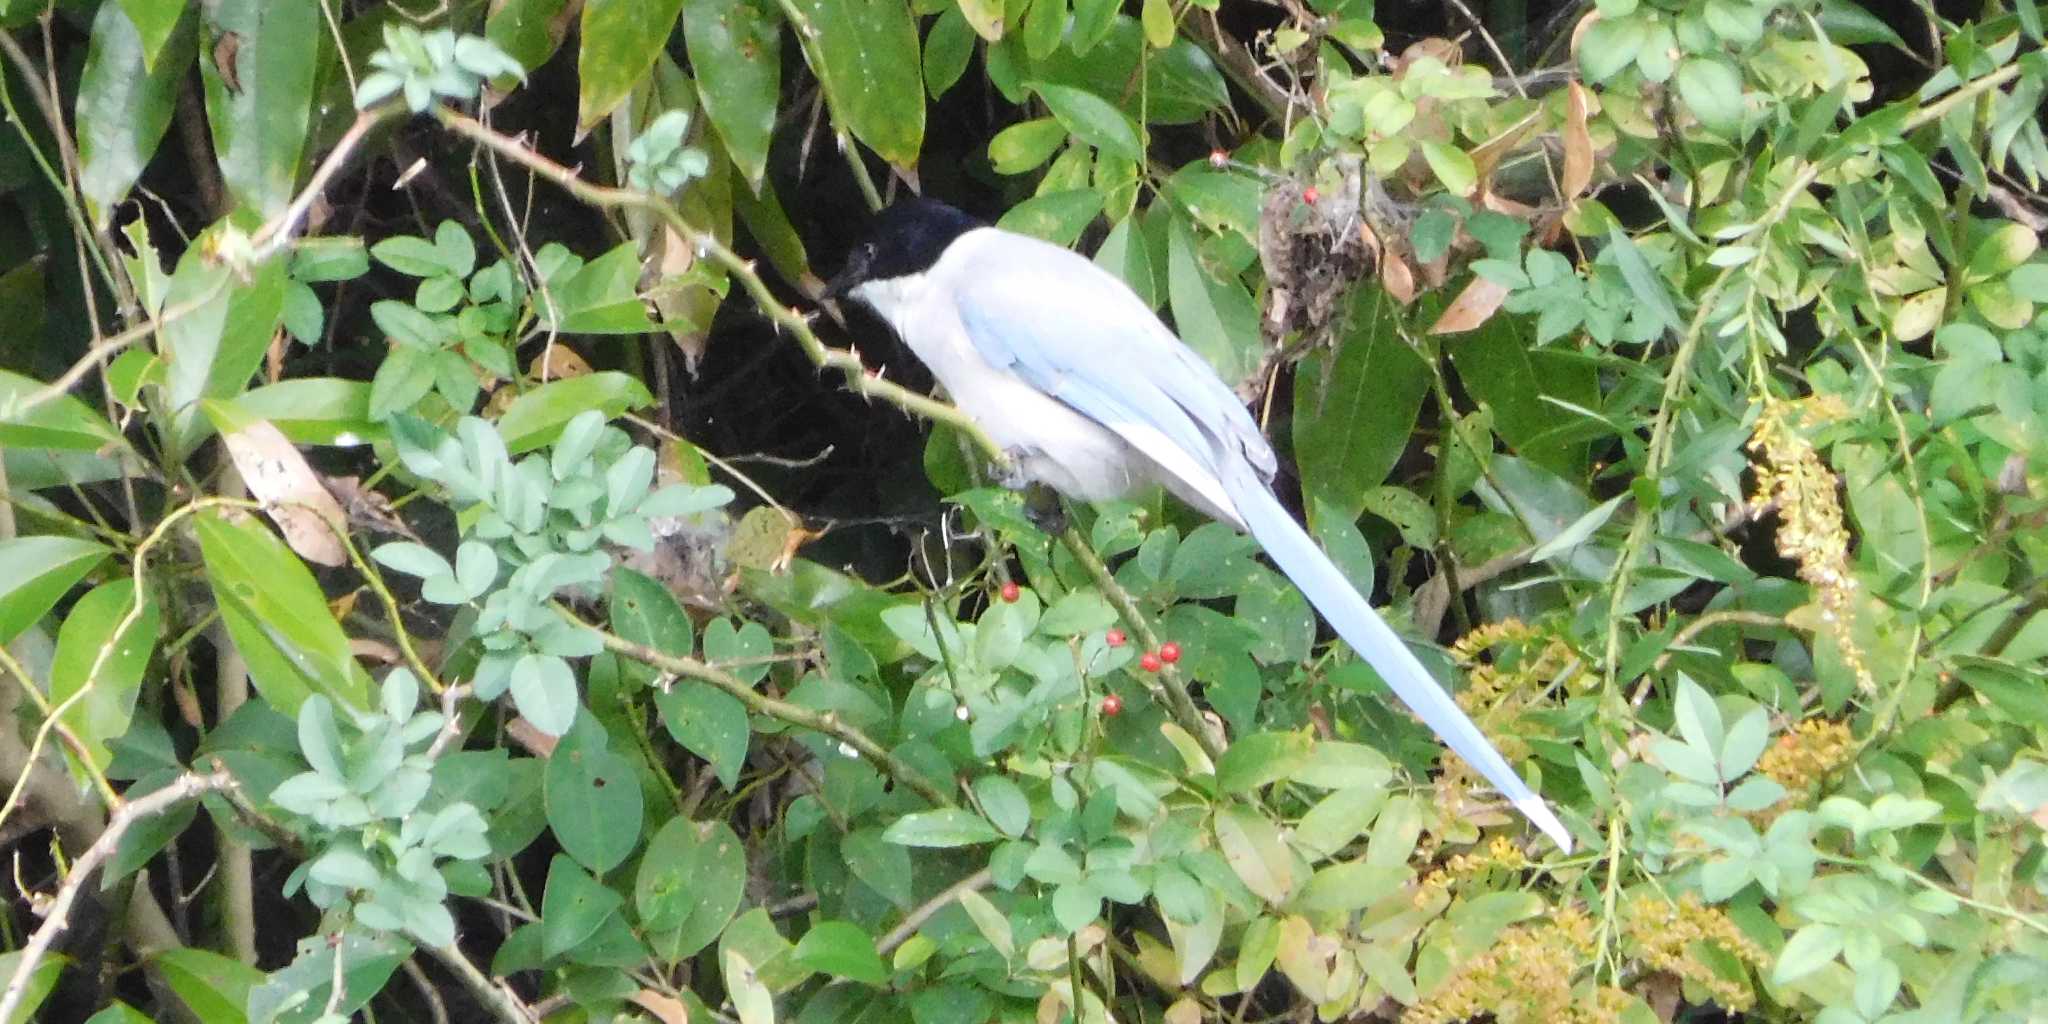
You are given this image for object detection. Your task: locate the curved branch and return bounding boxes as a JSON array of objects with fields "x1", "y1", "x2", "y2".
[
  {"x1": 570, "y1": 611, "x2": 956, "y2": 809},
  {"x1": 430, "y1": 107, "x2": 1011, "y2": 473}
]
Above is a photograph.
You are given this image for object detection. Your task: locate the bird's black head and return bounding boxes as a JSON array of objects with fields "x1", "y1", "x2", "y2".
[{"x1": 823, "y1": 198, "x2": 984, "y2": 300}]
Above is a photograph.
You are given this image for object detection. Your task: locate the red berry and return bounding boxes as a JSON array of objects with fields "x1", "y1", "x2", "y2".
[
  {"x1": 1101, "y1": 694, "x2": 1123, "y2": 716},
  {"x1": 1139, "y1": 652, "x2": 1163, "y2": 673},
  {"x1": 1158, "y1": 641, "x2": 1181, "y2": 664},
  {"x1": 1105, "y1": 628, "x2": 1127, "y2": 648},
  {"x1": 1208, "y1": 149, "x2": 1229, "y2": 169},
  {"x1": 1302, "y1": 186, "x2": 1320, "y2": 205},
  {"x1": 999, "y1": 581, "x2": 1021, "y2": 603}
]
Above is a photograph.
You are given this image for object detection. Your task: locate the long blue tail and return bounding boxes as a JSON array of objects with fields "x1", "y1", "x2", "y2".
[{"x1": 1222, "y1": 464, "x2": 1573, "y2": 852}]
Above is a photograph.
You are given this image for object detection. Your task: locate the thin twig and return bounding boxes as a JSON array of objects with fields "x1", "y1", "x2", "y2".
[
  {"x1": 0, "y1": 770, "x2": 233, "y2": 1023},
  {"x1": 573, "y1": 611, "x2": 956, "y2": 808},
  {"x1": 421, "y1": 941, "x2": 534, "y2": 1024},
  {"x1": 430, "y1": 107, "x2": 1011, "y2": 471},
  {"x1": 876, "y1": 867, "x2": 994, "y2": 955}
]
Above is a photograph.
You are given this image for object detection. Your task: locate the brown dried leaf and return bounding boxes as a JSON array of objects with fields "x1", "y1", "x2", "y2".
[
  {"x1": 1562, "y1": 81, "x2": 1594, "y2": 199},
  {"x1": 528, "y1": 344, "x2": 594, "y2": 381},
  {"x1": 628, "y1": 989, "x2": 691, "y2": 1024},
  {"x1": 1430, "y1": 275, "x2": 1511, "y2": 334},
  {"x1": 1570, "y1": 11, "x2": 1602, "y2": 61},
  {"x1": 1379, "y1": 241, "x2": 1416, "y2": 304},
  {"x1": 222, "y1": 419, "x2": 349, "y2": 566}
]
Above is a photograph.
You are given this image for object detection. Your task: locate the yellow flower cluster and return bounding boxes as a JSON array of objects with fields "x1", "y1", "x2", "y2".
[
  {"x1": 1413, "y1": 836, "x2": 1531, "y2": 908},
  {"x1": 1451, "y1": 619, "x2": 1592, "y2": 710},
  {"x1": 1747, "y1": 399, "x2": 1873, "y2": 691},
  {"x1": 1403, "y1": 907, "x2": 1598, "y2": 1024},
  {"x1": 1620, "y1": 893, "x2": 1770, "y2": 1011},
  {"x1": 1445, "y1": 618, "x2": 1589, "y2": 765},
  {"x1": 1756, "y1": 718, "x2": 1855, "y2": 796}
]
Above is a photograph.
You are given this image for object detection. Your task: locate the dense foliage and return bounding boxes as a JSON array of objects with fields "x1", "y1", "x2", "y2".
[{"x1": 1, "y1": 0, "x2": 2046, "y2": 1022}]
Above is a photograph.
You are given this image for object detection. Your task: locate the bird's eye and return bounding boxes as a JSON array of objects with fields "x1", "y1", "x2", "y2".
[{"x1": 860, "y1": 243, "x2": 876, "y2": 260}]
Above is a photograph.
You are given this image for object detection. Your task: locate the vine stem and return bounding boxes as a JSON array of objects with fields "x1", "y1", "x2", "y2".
[
  {"x1": 0, "y1": 769, "x2": 234, "y2": 1023},
  {"x1": 0, "y1": 496, "x2": 261, "y2": 838},
  {"x1": 567, "y1": 610, "x2": 956, "y2": 808}
]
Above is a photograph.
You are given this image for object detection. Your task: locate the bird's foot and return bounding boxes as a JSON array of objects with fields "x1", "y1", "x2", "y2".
[
  {"x1": 1022, "y1": 484, "x2": 1068, "y2": 537},
  {"x1": 995, "y1": 447, "x2": 1034, "y2": 490}
]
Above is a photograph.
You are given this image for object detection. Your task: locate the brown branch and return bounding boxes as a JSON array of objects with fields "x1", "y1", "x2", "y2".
[
  {"x1": 574, "y1": 611, "x2": 956, "y2": 808},
  {"x1": 431, "y1": 107, "x2": 1010, "y2": 471},
  {"x1": 877, "y1": 867, "x2": 994, "y2": 955},
  {"x1": 421, "y1": 940, "x2": 535, "y2": 1024},
  {"x1": 0, "y1": 770, "x2": 234, "y2": 1023}
]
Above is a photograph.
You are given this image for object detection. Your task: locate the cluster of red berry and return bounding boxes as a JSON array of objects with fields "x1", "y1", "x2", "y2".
[{"x1": 995, "y1": 581, "x2": 1185, "y2": 720}]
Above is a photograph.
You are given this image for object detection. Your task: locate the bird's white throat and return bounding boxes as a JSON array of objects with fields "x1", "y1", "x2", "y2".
[{"x1": 848, "y1": 274, "x2": 928, "y2": 321}]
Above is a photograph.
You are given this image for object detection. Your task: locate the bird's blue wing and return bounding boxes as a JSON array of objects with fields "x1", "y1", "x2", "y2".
[{"x1": 948, "y1": 234, "x2": 1275, "y2": 486}]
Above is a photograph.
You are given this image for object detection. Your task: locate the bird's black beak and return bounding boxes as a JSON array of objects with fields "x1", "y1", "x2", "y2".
[{"x1": 819, "y1": 249, "x2": 869, "y2": 303}]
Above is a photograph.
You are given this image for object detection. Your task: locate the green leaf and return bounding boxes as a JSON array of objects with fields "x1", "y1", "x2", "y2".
[
  {"x1": 542, "y1": 853, "x2": 625, "y2": 958},
  {"x1": 77, "y1": 1, "x2": 194, "y2": 228},
  {"x1": 973, "y1": 775, "x2": 1031, "y2": 836},
  {"x1": 1165, "y1": 213, "x2": 1260, "y2": 389},
  {"x1": 545, "y1": 715, "x2": 644, "y2": 872},
  {"x1": 1292, "y1": 787, "x2": 1386, "y2": 859},
  {"x1": 1772, "y1": 922, "x2": 1842, "y2": 985},
  {"x1": 1969, "y1": 222, "x2": 2040, "y2": 278},
  {"x1": 989, "y1": 117, "x2": 1068, "y2": 174},
  {"x1": 50, "y1": 579, "x2": 160, "y2": 771},
  {"x1": 956, "y1": 0, "x2": 1005, "y2": 40},
  {"x1": 656, "y1": 683, "x2": 750, "y2": 791},
  {"x1": 924, "y1": 7, "x2": 977, "y2": 98},
  {"x1": 0, "y1": 536, "x2": 112, "y2": 645},
  {"x1": 1214, "y1": 805, "x2": 1294, "y2": 903},
  {"x1": 844, "y1": 827, "x2": 915, "y2": 908},
  {"x1": 197, "y1": 512, "x2": 370, "y2": 713},
  {"x1": 231, "y1": 378, "x2": 379, "y2": 446},
  {"x1": 510, "y1": 653, "x2": 579, "y2": 735},
  {"x1": 577, "y1": 0, "x2": 688, "y2": 127},
  {"x1": 1292, "y1": 861, "x2": 1407, "y2": 913},
  {"x1": 496, "y1": 372, "x2": 655, "y2": 452},
  {"x1": 1447, "y1": 318, "x2": 1598, "y2": 477},
  {"x1": 117, "y1": 0, "x2": 188, "y2": 69},
  {"x1": 793, "y1": 921, "x2": 888, "y2": 985},
  {"x1": 153, "y1": 947, "x2": 264, "y2": 1024},
  {"x1": 1215, "y1": 731, "x2": 1313, "y2": 794},
  {"x1": 487, "y1": 0, "x2": 576, "y2": 71},
  {"x1": 1028, "y1": 80, "x2": 1141, "y2": 161},
  {"x1": 882, "y1": 808, "x2": 1004, "y2": 847},
  {"x1": 157, "y1": 237, "x2": 288, "y2": 459},
  {"x1": 1022, "y1": 0, "x2": 1065, "y2": 59},
  {"x1": 1419, "y1": 141, "x2": 1475, "y2": 195},
  {"x1": 541, "y1": 243, "x2": 658, "y2": 333},
  {"x1": 791, "y1": 0, "x2": 926, "y2": 166},
  {"x1": 637, "y1": 817, "x2": 747, "y2": 958},
  {"x1": 685, "y1": 0, "x2": 781, "y2": 191},
  {"x1": 0, "y1": 369, "x2": 127, "y2": 453},
  {"x1": 200, "y1": 0, "x2": 320, "y2": 217},
  {"x1": 721, "y1": 907, "x2": 811, "y2": 990},
  {"x1": 1676, "y1": 56, "x2": 1745, "y2": 136},
  {"x1": 0, "y1": 952, "x2": 65, "y2": 1024},
  {"x1": 1292, "y1": 287, "x2": 1427, "y2": 520},
  {"x1": 1671, "y1": 674, "x2": 1726, "y2": 764},
  {"x1": 995, "y1": 189, "x2": 1103, "y2": 246},
  {"x1": 1604, "y1": 226, "x2": 1682, "y2": 337}
]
